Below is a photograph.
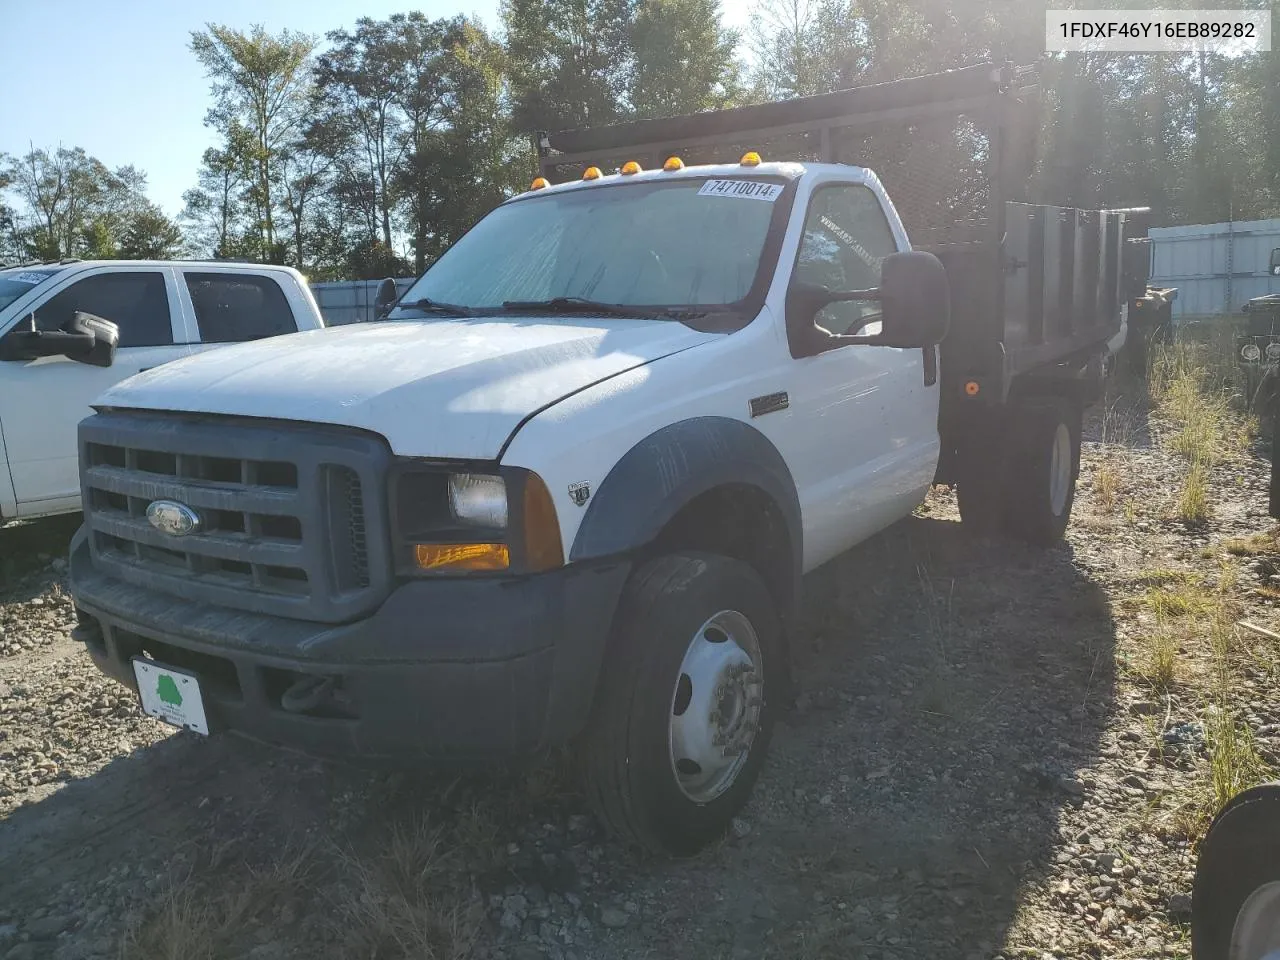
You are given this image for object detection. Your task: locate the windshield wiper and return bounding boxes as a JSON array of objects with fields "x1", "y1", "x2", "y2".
[
  {"x1": 396, "y1": 297, "x2": 473, "y2": 317},
  {"x1": 500, "y1": 296, "x2": 704, "y2": 321}
]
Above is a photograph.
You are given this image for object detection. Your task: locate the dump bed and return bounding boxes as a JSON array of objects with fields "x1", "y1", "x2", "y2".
[{"x1": 536, "y1": 62, "x2": 1127, "y2": 401}]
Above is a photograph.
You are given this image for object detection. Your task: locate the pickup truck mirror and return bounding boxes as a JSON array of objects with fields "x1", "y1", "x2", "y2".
[
  {"x1": 374, "y1": 277, "x2": 399, "y2": 319},
  {"x1": 786, "y1": 251, "x2": 950, "y2": 356},
  {"x1": 0, "y1": 311, "x2": 118, "y2": 367}
]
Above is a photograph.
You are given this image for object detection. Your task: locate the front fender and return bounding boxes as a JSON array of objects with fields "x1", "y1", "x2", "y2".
[{"x1": 569, "y1": 417, "x2": 802, "y2": 606}]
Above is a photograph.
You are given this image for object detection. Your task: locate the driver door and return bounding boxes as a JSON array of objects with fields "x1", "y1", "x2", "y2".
[
  {"x1": 0, "y1": 267, "x2": 188, "y2": 516},
  {"x1": 773, "y1": 180, "x2": 940, "y2": 569}
]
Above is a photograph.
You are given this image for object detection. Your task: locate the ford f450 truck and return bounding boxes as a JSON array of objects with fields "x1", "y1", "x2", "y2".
[{"x1": 69, "y1": 63, "x2": 1132, "y2": 853}]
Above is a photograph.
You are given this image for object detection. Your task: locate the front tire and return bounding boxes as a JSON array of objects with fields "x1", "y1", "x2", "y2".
[
  {"x1": 581, "y1": 553, "x2": 780, "y2": 855},
  {"x1": 1192, "y1": 783, "x2": 1280, "y2": 960}
]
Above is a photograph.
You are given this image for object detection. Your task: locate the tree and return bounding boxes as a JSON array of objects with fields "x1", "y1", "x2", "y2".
[
  {"x1": 313, "y1": 18, "x2": 404, "y2": 251},
  {"x1": 119, "y1": 208, "x2": 184, "y2": 259},
  {"x1": 190, "y1": 24, "x2": 315, "y2": 254},
  {"x1": 180, "y1": 144, "x2": 251, "y2": 258},
  {"x1": 2, "y1": 146, "x2": 156, "y2": 260},
  {"x1": 503, "y1": 0, "x2": 638, "y2": 131},
  {"x1": 631, "y1": 0, "x2": 742, "y2": 117}
]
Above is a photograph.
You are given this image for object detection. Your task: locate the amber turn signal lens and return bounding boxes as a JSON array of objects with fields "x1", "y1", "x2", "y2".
[
  {"x1": 415, "y1": 543, "x2": 509, "y2": 572},
  {"x1": 530, "y1": 177, "x2": 550, "y2": 190},
  {"x1": 663, "y1": 156, "x2": 684, "y2": 171},
  {"x1": 582, "y1": 166, "x2": 602, "y2": 180},
  {"x1": 522, "y1": 473, "x2": 564, "y2": 572}
]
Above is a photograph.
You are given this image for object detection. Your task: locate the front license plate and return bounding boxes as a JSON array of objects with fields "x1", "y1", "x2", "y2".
[{"x1": 132, "y1": 659, "x2": 209, "y2": 735}]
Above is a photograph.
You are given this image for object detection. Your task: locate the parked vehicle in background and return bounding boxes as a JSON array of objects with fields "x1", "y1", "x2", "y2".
[
  {"x1": 1193, "y1": 781, "x2": 1280, "y2": 960},
  {"x1": 69, "y1": 63, "x2": 1136, "y2": 854},
  {"x1": 0, "y1": 261, "x2": 325, "y2": 521}
]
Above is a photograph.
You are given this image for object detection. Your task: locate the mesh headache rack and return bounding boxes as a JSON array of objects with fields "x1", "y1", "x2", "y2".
[{"x1": 536, "y1": 61, "x2": 1043, "y2": 245}]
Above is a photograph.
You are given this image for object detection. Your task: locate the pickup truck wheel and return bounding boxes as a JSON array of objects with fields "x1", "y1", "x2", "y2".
[
  {"x1": 1002, "y1": 398, "x2": 1080, "y2": 545},
  {"x1": 581, "y1": 553, "x2": 779, "y2": 855},
  {"x1": 1192, "y1": 783, "x2": 1280, "y2": 960}
]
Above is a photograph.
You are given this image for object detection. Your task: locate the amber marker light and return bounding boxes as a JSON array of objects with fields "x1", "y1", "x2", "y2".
[
  {"x1": 740, "y1": 151, "x2": 762, "y2": 166},
  {"x1": 620, "y1": 161, "x2": 642, "y2": 175},
  {"x1": 582, "y1": 166, "x2": 603, "y2": 180},
  {"x1": 964, "y1": 380, "x2": 981, "y2": 397},
  {"x1": 663, "y1": 156, "x2": 685, "y2": 171},
  {"x1": 530, "y1": 177, "x2": 550, "y2": 190}
]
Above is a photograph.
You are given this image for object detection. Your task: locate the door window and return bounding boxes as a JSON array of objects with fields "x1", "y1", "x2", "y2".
[
  {"x1": 184, "y1": 273, "x2": 296, "y2": 343},
  {"x1": 32, "y1": 272, "x2": 172, "y2": 347},
  {"x1": 792, "y1": 185, "x2": 898, "y2": 336},
  {"x1": 1270, "y1": 247, "x2": 1279, "y2": 276}
]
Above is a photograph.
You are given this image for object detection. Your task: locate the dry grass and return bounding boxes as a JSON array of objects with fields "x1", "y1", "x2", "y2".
[
  {"x1": 334, "y1": 811, "x2": 485, "y2": 960},
  {"x1": 1094, "y1": 461, "x2": 1122, "y2": 512},
  {"x1": 119, "y1": 844, "x2": 316, "y2": 960},
  {"x1": 1175, "y1": 462, "x2": 1212, "y2": 525}
]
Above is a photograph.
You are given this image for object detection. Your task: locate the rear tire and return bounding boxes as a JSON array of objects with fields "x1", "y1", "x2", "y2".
[
  {"x1": 580, "y1": 553, "x2": 780, "y2": 855},
  {"x1": 1192, "y1": 783, "x2": 1280, "y2": 960},
  {"x1": 1002, "y1": 398, "x2": 1081, "y2": 545}
]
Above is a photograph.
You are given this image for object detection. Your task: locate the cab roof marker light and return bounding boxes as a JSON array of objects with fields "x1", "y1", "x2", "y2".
[
  {"x1": 620, "y1": 161, "x2": 642, "y2": 175},
  {"x1": 740, "y1": 151, "x2": 762, "y2": 166},
  {"x1": 582, "y1": 166, "x2": 602, "y2": 180},
  {"x1": 663, "y1": 156, "x2": 685, "y2": 171},
  {"x1": 530, "y1": 176, "x2": 550, "y2": 190}
]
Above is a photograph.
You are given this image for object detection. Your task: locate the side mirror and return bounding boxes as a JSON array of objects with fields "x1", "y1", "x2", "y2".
[
  {"x1": 0, "y1": 311, "x2": 118, "y2": 367},
  {"x1": 786, "y1": 251, "x2": 950, "y2": 356},
  {"x1": 374, "y1": 277, "x2": 398, "y2": 319}
]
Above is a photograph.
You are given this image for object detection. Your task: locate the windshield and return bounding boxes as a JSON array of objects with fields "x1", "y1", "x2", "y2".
[
  {"x1": 0, "y1": 268, "x2": 60, "y2": 313},
  {"x1": 395, "y1": 177, "x2": 789, "y2": 315}
]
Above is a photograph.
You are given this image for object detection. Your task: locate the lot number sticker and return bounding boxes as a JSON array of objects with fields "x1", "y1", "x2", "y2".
[{"x1": 698, "y1": 179, "x2": 784, "y2": 202}]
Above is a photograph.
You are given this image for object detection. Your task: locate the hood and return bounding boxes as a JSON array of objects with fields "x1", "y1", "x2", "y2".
[{"x1": 98, "y1": 317, "x2": 716, "y2": 459}]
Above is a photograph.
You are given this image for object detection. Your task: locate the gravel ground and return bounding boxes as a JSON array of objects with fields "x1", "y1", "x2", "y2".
[{"x1": 1, "y1": 377, "x2": 1277, "y2": 960}]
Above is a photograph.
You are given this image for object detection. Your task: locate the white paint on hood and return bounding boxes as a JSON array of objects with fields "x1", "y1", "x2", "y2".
[{"x1": 97, "y1": 317, "x2": 717, "y2": 459}]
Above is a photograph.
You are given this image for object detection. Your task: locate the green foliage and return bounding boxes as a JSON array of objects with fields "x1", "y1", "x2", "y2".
[
  {"x1": 631, "y1": 0, "x2": 742, "y2": 117},
  {"x1": 1, "y1": 146, "x2": 169, "y2": 261},
  {"x1": 8, "y1": 1, "x2": 1280, "y2": 278}
]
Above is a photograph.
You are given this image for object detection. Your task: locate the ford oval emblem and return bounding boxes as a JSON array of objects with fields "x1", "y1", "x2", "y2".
[{"x1": 146, "y1": 500, "x2": 201, "y2": 537}]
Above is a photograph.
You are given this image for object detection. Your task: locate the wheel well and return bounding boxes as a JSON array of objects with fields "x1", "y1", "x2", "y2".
[{"x1": 651, "y1": 483, "x2": 796, "y2": 619}]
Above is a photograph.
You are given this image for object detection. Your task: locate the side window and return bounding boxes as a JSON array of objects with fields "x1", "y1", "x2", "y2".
[
  {"x1": 33, "y1": 272, "x2": 172, "y2": 347},
  {"x1": 184, "y1": 273, "x2": 297, "y2": 343},
  {"x1": 1270, "y1": 248, "x2": 1280, "y2": 276},
  {"x1": 792, "y1": 185, "x2": 898, "y2": 336}
]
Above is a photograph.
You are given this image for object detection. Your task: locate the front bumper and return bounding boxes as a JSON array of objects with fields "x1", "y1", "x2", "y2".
[{"x1": 68, "y1": 527, "x2": 630, "y2": 762}]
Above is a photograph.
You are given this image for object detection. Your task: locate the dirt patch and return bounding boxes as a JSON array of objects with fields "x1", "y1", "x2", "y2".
[{"x1": 1, "y1": 373, "x2": 1277, "y2": 960}]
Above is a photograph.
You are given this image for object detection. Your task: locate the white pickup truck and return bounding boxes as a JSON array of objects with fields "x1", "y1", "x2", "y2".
[
  {"x1": 68, "y1": 64, "x2": 1133, "y2": 853},
  {"x1": 0, "y1": 260, "x2": 324, "y2": 521}
]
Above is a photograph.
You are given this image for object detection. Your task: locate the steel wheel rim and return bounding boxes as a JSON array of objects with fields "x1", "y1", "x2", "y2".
[
  {"x1": 668, "y1": 609, "x2": 763, "y2": 804},
  {"x1": 1049, "y1": 422, "x2": 1072, "y2": 516},
  {"x1": 1231, "y1": 880, "x2": 1280, "y2": 960}
]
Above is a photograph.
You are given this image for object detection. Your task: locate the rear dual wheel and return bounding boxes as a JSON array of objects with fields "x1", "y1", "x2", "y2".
[
  {"x1": 580, "y1": 553, "x2": 779, "y2": 855},
  {"x1": 956, "y1": 397, "x2": 1081, "y2": 545}
]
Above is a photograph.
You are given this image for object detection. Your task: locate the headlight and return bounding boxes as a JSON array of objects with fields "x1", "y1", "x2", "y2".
[
  {"x1": 390, "y1": 465, "x2": 561, "y2": 575},
  {"x1": 1243, "y1": 343, "x2": 1262, "y2": 361},
  {"x1": 449, "y1": 473, "x2": 508, "y2": 528},
  {"x1": 1265, "y1": 342, "x2": 1280, "y2": 361}
]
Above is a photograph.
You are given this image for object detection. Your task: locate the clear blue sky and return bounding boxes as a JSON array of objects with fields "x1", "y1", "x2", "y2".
[{"x1": 0, "y1": 0, "x2": 755, "y2": 218}]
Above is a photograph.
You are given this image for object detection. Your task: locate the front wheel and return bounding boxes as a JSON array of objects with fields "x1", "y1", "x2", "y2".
[
  {"x1": 1192, "y1": 783, "x2": 1280, "y2": 960},
  {"x1": 580, "y1": 553, "x2": 780, "y2": 855}
]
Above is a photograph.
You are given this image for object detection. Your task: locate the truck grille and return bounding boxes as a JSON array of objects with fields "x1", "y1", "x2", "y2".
[{"x1": 80, "y1": 411, "x2": 392, "y2": 623}]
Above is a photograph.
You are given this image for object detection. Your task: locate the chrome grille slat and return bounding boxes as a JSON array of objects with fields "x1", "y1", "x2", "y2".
[
  {"x1": 88, "y1": 512, "x2": 305, "y2": 567},
  {"x1": 85, "y1": 465, "x2": 301, "y2": 515}
]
